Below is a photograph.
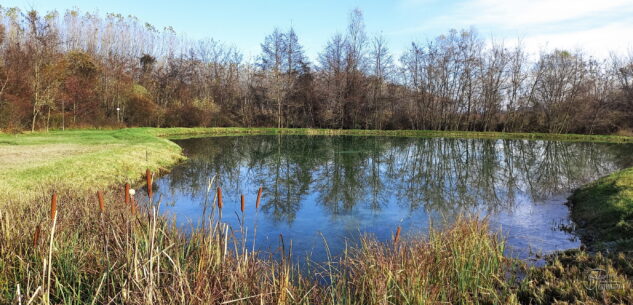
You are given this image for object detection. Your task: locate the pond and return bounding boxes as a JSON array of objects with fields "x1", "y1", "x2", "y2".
[{"x1": 153, "y1": 135, "x2": 633, "y2": 263}]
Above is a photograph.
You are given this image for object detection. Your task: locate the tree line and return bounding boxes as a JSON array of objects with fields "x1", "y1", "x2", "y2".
[{"x1": 0, "y1": 7, "x2": 631, "y2": 134}]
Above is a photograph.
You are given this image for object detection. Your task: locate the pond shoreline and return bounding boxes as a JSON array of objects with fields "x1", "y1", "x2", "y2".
[
  {"x1": 1, "y1": 127, "x2": 632, "y2": 303},
  {"x1": 98, "y1": 127, "x2": 633, "y2": 254},
  {"x1": 149, "y1": 127, "x2": 633, "y2": 143},
  {"x1": 2, "y1": 127, "x2": 632, "y2": 245},
  {"x1": 567, "y1": 167, "x2": 633, "y2": 251},
  {"x1": 3, "y1": 127, "x2": 633, "y2": 237}
]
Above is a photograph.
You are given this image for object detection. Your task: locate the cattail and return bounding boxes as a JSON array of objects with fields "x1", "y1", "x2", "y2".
[
  {"x1": 256, "y1": 187, "x2": 263, "y2": 209},
  {"x1": 130, "y1": 197, "x2": 137, "y2": 215},
  {"x1": 394, "y1": 226, "x2": 401, "y2": 245},
  {"x1": 217, "y1": 187, "x2": 223, "y2": 209},
  {"x1": 125, "y1": 183, "x2": 131, "y2": 204},
  {"x1": 33, "y1": 224, "x2": 41, "y2": 247},
  {"x1": 146, "y1": 169, "x2": 153, "y2": 199},
  {"x1": 240, "y1": 194, "x2": 245, "y2": 213},
  {"x1": 50, "y1": 192, "x2": 57, "y2": 220},
  {"x1": 128, "y1": 188, "x2": 137, "y2": 215},
  {"x1": 279, "y1": 233, "x2": 285, "y2": 255},
  {"x1": 97, "y1": 190, "x2": 105, "y2": 213}
]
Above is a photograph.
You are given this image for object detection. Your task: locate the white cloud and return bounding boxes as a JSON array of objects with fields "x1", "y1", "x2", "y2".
[
  {"x1": 397, "y1": 0, "x2": 633, "y2": 56},
  {"x1": 520, "y1": 21, "x2": 633, "y2": 58},
  {"x1": 463, "y1": 0, "x2": 633, "y2": 27}
]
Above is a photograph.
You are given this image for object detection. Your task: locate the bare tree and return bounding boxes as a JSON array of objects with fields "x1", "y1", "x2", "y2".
[
  {"x1": 0, "y1": 6, "x2": 630, "y2": 134},
  {"x1": 368, "y1": 33, "x2": 393, "y2": 128}
]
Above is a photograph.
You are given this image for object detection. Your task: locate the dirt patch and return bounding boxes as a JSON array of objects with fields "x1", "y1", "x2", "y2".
[{"x1": 0, "y1": 144, "x2": 113, "y2": 171}]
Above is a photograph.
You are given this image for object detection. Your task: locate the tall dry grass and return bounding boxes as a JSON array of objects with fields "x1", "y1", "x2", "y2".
[
  {"x1": 329, "y1": 219, "x2": 515, "y2": 304},
  {"x1": 0, "y1": 180, "x2": 520, "y2": 304}
]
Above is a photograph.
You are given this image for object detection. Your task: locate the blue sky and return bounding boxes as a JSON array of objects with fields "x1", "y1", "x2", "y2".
[{"x1": 3, "y1": 0, "x2": 633, "y2": 61}]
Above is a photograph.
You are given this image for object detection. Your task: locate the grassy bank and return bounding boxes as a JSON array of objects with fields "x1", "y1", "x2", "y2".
[
  {"x1": 0, "y1": 129, "x2": 184, "y2": 205},
  {"x1": 517, "y1": 249, "x2": 633, "y2": 304},
  {"x1": 146, "y1": 127, "x2": 633, "y2": 143},
  {"x1": 1, "y1": 127, "x2": 633, "y2": 304},
  {"x1": 4, "y1": 127, "x2": 632, "y2": 206},
  {"x1": 569, "y1": 167, "x2": 633, "y2": 250}
]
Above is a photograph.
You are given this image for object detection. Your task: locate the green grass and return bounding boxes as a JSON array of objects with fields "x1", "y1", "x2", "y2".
[
  {"x1": 517, "y1": 249, "x2": 633, "y2": 304},
  {"x1": 0, "y1": 129, "x2": 183, "y2": 205},
  {"x1": 1, "y1": 127, "x2": 633, "y2": 304},
  {"x1": 2, "y1": 126, "x2": 632, "y2": 206},
  {"x1": 146, "y1": 127, "x2": 633, "y2": 143},
  {"x1": 569, "y1": 167, "x2": 633, "y2": 250}
]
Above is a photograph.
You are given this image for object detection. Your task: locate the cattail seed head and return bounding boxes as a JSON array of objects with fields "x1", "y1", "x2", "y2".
[
  {"x1": 256, "y1": 187, "x2": 263, "y2": 209},
  {"x1": 129, "y1": 189, "x2": 136, "y2": 215},
  {"x1": 217, "y1": 187, "x2": 223, "y2": 209},
  {"x1": 51, "y1": 192, "x2": 57, "y2": 220},
  {"x1": 241, "y1": 194, "x2": 245, "y2": 213},
  {"x1": 33, "y1": 224, "x2": 41, "y2": 247},
  {"x1": 97, "y1": 190, "x2": 105, "y2": 213},
  {"x1": 130, "y1": 197, "x2": 137, "y2": 215},
  {"x1": 394, "y1": 226, "x2": 401, "y2": 245},
  {"x1": 146, "y1": 169, "x2": 153, "y2": 199},
  {"x1": 125, "y1": 183, "x2": 131, "y2": 204}
]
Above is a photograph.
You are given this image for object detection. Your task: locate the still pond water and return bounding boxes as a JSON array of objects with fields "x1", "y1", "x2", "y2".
[{"x1": 154, "y1": 136, "x2": 633, "y2": 263}]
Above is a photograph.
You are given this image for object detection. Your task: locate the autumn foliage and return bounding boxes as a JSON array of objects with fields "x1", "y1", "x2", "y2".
[{"x1": 0, "y1": 8, "x2": 631, "y2": 134}]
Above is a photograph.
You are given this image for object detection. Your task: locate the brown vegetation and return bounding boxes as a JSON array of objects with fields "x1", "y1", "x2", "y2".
[
  {"x1": 0, "y1": 187, "x2": 516, "y2": 304},
  {"x1": 0, "y1": 170, "x2": 631, "y2": 304},
  {"x1": 0, "y1": 8, "x2": 631, "y2": 134}
]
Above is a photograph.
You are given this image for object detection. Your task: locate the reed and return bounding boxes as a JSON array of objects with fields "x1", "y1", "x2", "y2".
[
  {"x1": 146, "y1": 169, "x2": 153, "y2": 199},
  {"x1": 33, "y1": 224, "x2": 41, "y2": 247},
  {"x1": 217, "y1": 187, "x2": 223, "y2": 209},
  {"x1": 240, "y1": 194, "x2": 245, "y2": 213},
  {"x1": 124, "y1": 183, "x2": 130, "y2": 204},
  {"x1": 256, "y1": 186, "x2": 262, "y2": 209},
  {"x1": 252, "y1": 187, "x2": 262, "y2": 253},
  {"x1": 45, "y1": 192, "x2": 59, "y2": 305},
  {"x1": 1, "y1": 184, "x2": 629, "y2": 304},
  {"x1": 97, "y1": 190, "x2": 104, "y2": 213},
  {"x1": 393, "y1": 226, "x2": 401, "y2": 245},
  {"x1": 50, "y1": 192, "x2": 57, "y2": 220},
  {"x1": 129, "y1": 188, "x2": 137, "y2": 215},
  {"x1": 330, "y1": 218, "x2": 516, "y2": 304}
]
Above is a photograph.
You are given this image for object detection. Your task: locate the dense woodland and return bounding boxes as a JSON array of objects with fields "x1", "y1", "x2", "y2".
[{"x1": 0, "y1": 7, "x2": 632, "y2": 134}]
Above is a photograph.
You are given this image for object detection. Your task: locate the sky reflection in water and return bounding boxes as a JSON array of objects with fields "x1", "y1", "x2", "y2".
[{"x1": 154, "y1": 136, "x2": 633, "y2": 262}]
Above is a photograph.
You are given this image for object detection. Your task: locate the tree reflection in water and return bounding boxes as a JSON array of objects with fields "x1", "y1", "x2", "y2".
[{"x1": 156, "y1": 135, "x2": 633, "y2": 260}]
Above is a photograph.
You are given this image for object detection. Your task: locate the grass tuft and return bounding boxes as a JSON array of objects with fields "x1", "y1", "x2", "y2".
[{"x1": 568, "y1": 167, "x2": 633, "y2": 250}]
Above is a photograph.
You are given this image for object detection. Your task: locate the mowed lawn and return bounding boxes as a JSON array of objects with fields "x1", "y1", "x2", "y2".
[{"x1": 0, "y1": 128, "x2": 183, "y2": 204}]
